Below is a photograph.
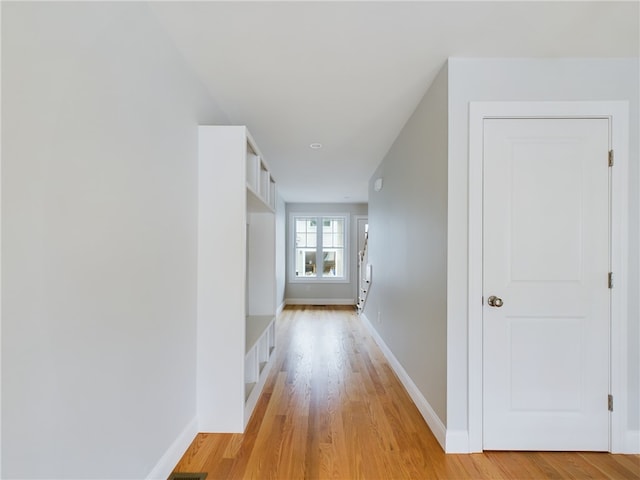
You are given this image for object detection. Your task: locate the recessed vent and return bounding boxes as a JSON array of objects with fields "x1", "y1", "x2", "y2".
[{"x1": 168, "y1": 473, "x2": 207, "y2": 480}]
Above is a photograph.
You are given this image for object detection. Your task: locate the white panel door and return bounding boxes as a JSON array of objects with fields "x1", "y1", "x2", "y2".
[{"x1": 483, "y1": 118, "x2": 610, "y2": 451}]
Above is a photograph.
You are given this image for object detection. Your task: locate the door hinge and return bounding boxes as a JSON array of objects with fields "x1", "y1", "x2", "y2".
[
  {"x1": 609, "y1": 150, "x2": 614, "y2": 167},
  {"x1": 608, "y1": 394, "x2": 614, "y2": 412},
  {"x1": 608, "y1": 272, "x2": 614, "y2": 289}
]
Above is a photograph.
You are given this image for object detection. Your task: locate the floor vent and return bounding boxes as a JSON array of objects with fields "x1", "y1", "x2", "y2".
[{"x1": 167, "y1": 473, "x2": 207, "y2": 480}]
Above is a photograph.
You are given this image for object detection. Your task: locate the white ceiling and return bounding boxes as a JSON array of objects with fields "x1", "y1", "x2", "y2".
[{"x1": 149, "y1": 1, "x2": 639, "y2": 203}]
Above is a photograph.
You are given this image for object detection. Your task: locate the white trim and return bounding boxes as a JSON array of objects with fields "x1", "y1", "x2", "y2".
[
  {"x1": 445, "y1": 430, "x2": 470, "y2": 454},
  {"x1": 360, "y1": 313, "x2": 447, "y2": 451},
  {"x1": 288, "y1": 213, "x2": 350, "y2": 284},
  {"x1": 468, "y1": 101, "x2": 631, "y2": 453},
  {"x1": 353, "y1": 214, "x2": 369, "y2": 301},
  {"x1": 276, "y1": 300, "x2": 286, "y2": 316},
  {"x1": 285, "y1": 298, "x2": 355, "y2": 306},
  {"x1": 353, "y1": 215, "x2": 369, "y2": 232},
  {"x1": 146, "y1": 417, "x2": 198, "y2": 480}
]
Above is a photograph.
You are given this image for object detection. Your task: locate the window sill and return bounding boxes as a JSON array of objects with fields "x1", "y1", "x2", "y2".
[{"x1": 289, "y1": 277, "x2": 350, "y2": 284}]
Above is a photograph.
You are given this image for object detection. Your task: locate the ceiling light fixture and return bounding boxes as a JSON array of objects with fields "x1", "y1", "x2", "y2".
[{"x1": 309, "y1": 143, "x2": 323, "y2": 149}]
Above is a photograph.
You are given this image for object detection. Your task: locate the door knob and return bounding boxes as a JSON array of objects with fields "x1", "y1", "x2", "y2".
[{"x1": 487, "y1": 296, "x2": 504, "y2": 307}]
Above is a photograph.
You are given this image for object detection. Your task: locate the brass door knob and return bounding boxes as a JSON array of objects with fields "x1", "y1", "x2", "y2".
[{"x1": 487, "y1": 296, "x2": 504, "y2": 307}]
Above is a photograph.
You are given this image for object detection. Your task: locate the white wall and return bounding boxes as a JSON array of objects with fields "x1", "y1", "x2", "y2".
[
  {"x1": 285, "y1": 202, "x2": 368, "y2": 304},
  {"x1": 1, "y1": 3, "x2": 227, "y2": 478},
  {"x1": 275, "y1": 194, "x2": 287, "y2": 312},
  {"x1": 447, "y1": 58, "x2": 640, "y2": 439},
  {"x1": 364, "y1": 64, "x2": 449, "y2": 425}
]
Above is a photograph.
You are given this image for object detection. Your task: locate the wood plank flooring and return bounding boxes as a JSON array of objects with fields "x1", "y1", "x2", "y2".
[{"x1": 172, "y1": 305, "x2": 640, "y2": 479}]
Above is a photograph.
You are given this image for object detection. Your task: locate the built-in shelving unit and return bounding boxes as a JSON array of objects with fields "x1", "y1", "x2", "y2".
[
  {"x1": 197, "y1": 126, "x2": 276, "y2": 432},
  {"x1": 245, "y1": 315, "x2": 276, "y2": 407},
  {"x1": 245, "y1": 141, "x2": 276, "y2": 211}
]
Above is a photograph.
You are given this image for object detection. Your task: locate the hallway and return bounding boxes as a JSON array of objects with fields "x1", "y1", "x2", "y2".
[{"x1": 172, "y1": 306, "x2": 639, "y2": 479}]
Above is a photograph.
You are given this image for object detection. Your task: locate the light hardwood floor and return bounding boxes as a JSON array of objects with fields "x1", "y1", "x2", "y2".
[{"x1": 172, "y1": 305, "x2": 640, "y2": 479}]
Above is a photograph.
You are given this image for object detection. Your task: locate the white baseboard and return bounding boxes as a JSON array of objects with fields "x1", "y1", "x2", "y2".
[
  {"x1": 625, "y1": 430, "x2": 640, "y2": 453},
  {"x1": 360, "y1": 313, "x2": 447, "y2": 451},
  {"x1": 445, "y1": 429, "x2": 470, "y2": 453},
  {"x1": 146, "y1": 417, "x2": 198, "y2": 480},
  {"x1": 277, "y1": 300, "x2": 286, "y2": 316},
  {"x1": 285, "y1": 298, "x2": 355, "y2": 306}
]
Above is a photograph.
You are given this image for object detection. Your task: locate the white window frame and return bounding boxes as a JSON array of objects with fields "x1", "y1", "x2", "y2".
[{"x1": 289, "y1": 213, "x2": 350, "y2": 284}]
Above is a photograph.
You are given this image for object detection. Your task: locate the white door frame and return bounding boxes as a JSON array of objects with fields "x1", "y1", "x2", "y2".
[
  {"x1": 468, "y1": 101, "x2": 630, "y2": 453},
  {"x1": 354, "y1": 215, "x2": 369, "y2": 301}
]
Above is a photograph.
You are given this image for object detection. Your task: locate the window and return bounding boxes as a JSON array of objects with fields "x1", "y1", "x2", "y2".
[{"x1": 291, "y1": 215, "x2": 348, "y2": 282}]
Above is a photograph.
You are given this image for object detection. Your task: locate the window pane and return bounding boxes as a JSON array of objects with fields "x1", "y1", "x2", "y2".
[
  {"x1": 322, "y1": 250, "x2": 336, "y2": 276},
  {"x1": 304, "y1": 251, "x2": 316, "y2": 276},
  {"x1": 306, "y1": 233, "x2": 316, "y2": 247},
  {"x1": 334, "y1": 249, "x2": 344, "y2": 276},
  {"x1": 296, "y1": 220, "x2": 307, "y2": 233},
  {"x1": 322, "y1": 248, "x2": 344, "y2": 277},
  {"x1": 295, "y1": 249, "x2": 316, "y2": 276},
  {"x1": 322, "y1": 219, "x2": 343, "y2": 247},
  {"x1": 295, "y1": 249, "x2": 304, "y2": 276}
]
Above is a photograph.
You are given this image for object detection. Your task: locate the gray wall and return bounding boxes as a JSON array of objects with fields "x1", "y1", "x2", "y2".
[
  {"x1": 285, "y1": 203, "x2": 367, "y2": 304},
  {"x1": 446, "y1": 58, "x2": 640, "y2": 436},
  {"x1": 1, "y1": 3, "x2": 226, "y2": 478},
  {"x1": 364, "y1": 64, "x2": 449, "y2": 424}
]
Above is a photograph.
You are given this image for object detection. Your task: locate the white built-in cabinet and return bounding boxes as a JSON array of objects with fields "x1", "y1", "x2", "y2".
[{"x1": 197, "y1": 126, "x2": 276, "y2": 432}]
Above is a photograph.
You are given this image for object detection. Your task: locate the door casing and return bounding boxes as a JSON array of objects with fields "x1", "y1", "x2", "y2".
[{"x1": 468, "y1": 101, "x2": 630, "y2": 453}]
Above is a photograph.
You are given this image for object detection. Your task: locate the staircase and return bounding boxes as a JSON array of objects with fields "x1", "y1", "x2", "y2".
[{"x1": 356, "y1": 226, "x2": 370, "y2": 314}]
